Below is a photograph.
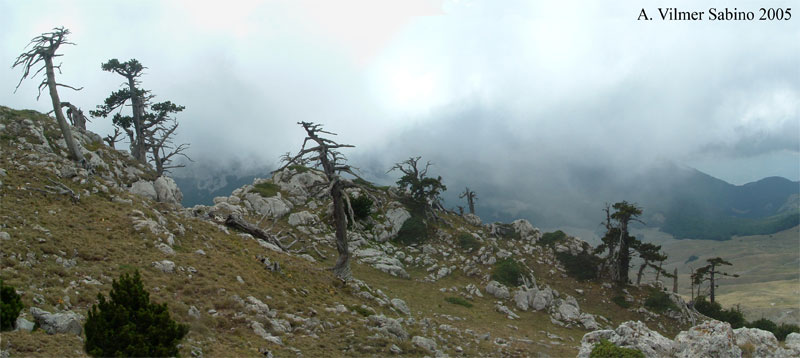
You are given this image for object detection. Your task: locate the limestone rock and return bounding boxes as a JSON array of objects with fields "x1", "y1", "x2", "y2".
[
  {"x1": 129, "y1": 180, "x2": 157, "y2": 200},
  {"x1": 486, "y1": 281, "x2": 510, "y2": 300},
  {"x1": 412, "y1": 336, "x2": 437, "y2": 352},
  {"x1": 154, "y1": 176, "x2": 183, "y2": 205},
  {"x1": 511, "y1": 219, "x2": 541, "y2": 242},
  {"x1": 673, "y1": 320, "x2": 741, "y2": 358},
  {"x1": 786, "y1": 332, "x2": 800, "y2": 351},
  {"x1": 733, "y1": 327, "x2": 782, "y2": 357},
  {"x1": 288, "y1": 211, "x2": 319, "y2": 227},
  {"x1": 29, "y1": 307, "x2": 83, "y2": 335},
  {"x1": 368, "y1": 314, "x2": 409, "y2": 340},
  {"x1": 463, "y1": 213, "x2": 482, "y2": 226},
  {"x1": 531, "y1": 287, "x2": 554, "y2": 311},
  {"x1": 391, "y1": 298, "x2": 411, "y2": 316},
  {"x1": 152, "y1": 260, "x2": 176, "y2": 273},
  {"x1": 578, "y1": 320, "x2": 673, "y2": 358},
  {"x1": 14, "y1": 317, "x2": 35, "y2": 332},
  {"x1": 244, "y1": 193, "x2": 292, "y2": 218},
  {"x1": 513, "y1": 289, "x2": 531, "y2": 311}
]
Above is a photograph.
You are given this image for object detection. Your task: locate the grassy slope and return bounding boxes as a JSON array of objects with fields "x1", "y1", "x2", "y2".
[{"x1": 0, "y1": 106, "x2": 691, "y2": 357}]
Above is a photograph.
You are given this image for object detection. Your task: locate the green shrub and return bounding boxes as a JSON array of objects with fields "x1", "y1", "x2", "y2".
[
  {"x1": 491, "y1": 258, "x2": 524, "y2": 287},
  {"x1": 288, "y1": 165, "x2": 310, "y2": 173},
  {"x1": 612, "y1": 296, "x2": 631, "y2": 309},
  {"x1": 457, "y1": 233, "x2": 480, "y2": 251},
  {"x1": 1, "y1": 280, "x2": 23, "y2": 331},
  {"x1": 693, "y1": 296, "x2": 746, "y2": 329},
  {"x1": 444, "y1": 296, "x2": 473, "y2": 308},
  {"x1": 394, "y1": 215, "x2": 427, "y2": 245},
  {"x1": 349, "y1": 195, "x2": 373, "y2": 221},
  {"x1": 747, "y1": 318, "x2": 777, "y2": 333},
  {"x1": 84, "y1": 271, "x2": 188, "y2": 357},
  {"x1": 539, "y1": 230, "x2": 567, "y2": 247},
  {"x1": 774, "y1": 323, "x2": 800, "y2": 341},
  {"x1": 348, "y1": 305, "x2": 372, "y2": 317},
  {"x1": 252, "y1": 182, "x2": 280, "y2": 197},
  {"x1": 644, "y1": 289, "x2": 678, "y2": 313},
  {"x1": 493, "y1": 223, "x2": 520, "y2": 240},
  {"x1": 556, "y1": 251, "x2": 600, "y2": 281},
  {"x1": 590, "y1": 340, "x2": 645, "y2": 358}
]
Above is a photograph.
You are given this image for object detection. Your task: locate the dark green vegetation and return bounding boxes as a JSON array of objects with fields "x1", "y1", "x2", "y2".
[
  {"x1": 539, "y1": 230, "x2": 567, "y2": 247},
  {"x1": 252, "y1": 182, "x2": 281, "y2": 197},
  {"x1": 457, "y1": 233, "x2": 480, "y2": 251},
  {"x1": 556, "y1": 251, "x2": 600, "y2": 281},
  {"x1": 393, "y1": 214, "x2": 428, "y2": 245},
  {"x1": 693, "y1": 296, "x2": 746, "y2": 329},
  {"x1": 349, "y1": 195, "x2": 373, "y2": 221},
  {"x1": 694, "y1": 297, "x2": 800, "y2": 341},
  {"x1": 644, "y1": 289, "x2": 678, "y2": 313},
  {"x1": 589, "y1": 339, "x2": 645, "y2": 358},
  {"x1": 444, "y1": 296, "x2": 473, "y2": 308},
  {"x1": 491, "y1": 258, "x2": 525, "y2": 287},
  {"x1": 1, "y1": 280, "x2": 24, "y2": 331},
  {"x1": 348, "y1": 305, "x2": 373, "y2": 317},
  {"x1": 611, "y1": 296, "x2": 631, "y2": 309},
  {"x1": 84, "y1": 271, "x2": 188, "y2": 357}
]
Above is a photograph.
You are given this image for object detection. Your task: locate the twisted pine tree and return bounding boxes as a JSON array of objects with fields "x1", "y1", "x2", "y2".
[{"x1": 84, "y1": 271, "x2": 188, "y2": 357}]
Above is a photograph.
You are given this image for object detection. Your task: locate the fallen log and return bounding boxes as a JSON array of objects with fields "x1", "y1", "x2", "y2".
[{"x1": 224, "y1": 213, "x2": 284, "y2": 251}]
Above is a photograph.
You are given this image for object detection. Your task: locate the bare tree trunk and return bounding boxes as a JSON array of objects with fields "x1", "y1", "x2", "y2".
[
  {"x1": 44, "y1": 56, "x2": 84, "y2": 163},
  {"x1": 330, "y1": 180, "x2": 352, "y2": 281},
  {"x1": 710, "y1": 265, "x2": 716, "y2": 303},
  {"x1": 636, "y1": 262, "x2": 647, "y2": 285},
  {"x1": 127, "y1": 77, "x2": 147, "y2": 163},
  {"x1": 673, "y1": 268, "x2": 678, "y2": 293}
]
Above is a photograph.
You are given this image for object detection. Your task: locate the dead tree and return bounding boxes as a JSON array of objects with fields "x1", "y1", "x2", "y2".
[
  {"x1": 13, "y1": 27, "x2": 85, "y2": 164},
  {"x1": 104, "y1": 127, "x2": 122, "y2": 148},
  {"x1": 91, "y1": 58, "x2": 148, "y2": 163},
  {"x1": 143, "y1": 101, "x2": 191, "y2": 176},
  {"x1": 459, "y1": 187, "x2": 477, "y2": 214},
  {"x1": 60, "y1": 102, "x2": 89, "y2": 130},
  {"x1": 276, "y1": 122, "x2": 363, "y2": 281}
]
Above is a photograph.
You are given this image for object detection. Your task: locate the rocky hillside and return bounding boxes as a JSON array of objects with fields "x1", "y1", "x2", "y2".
[{"x1": 1, "y1": 105, "x2": 798, "y2": 357}]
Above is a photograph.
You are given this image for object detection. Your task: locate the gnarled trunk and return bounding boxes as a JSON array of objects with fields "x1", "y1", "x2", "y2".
[{"x1": 44, "y1": 56, "x2": 84, "y2": 164}]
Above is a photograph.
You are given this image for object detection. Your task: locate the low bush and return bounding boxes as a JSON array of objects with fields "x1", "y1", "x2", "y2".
[
  {"x1": 349, "y1": 195, "x2": 373, "y2": 221},
  {"x1": 539, "y1": 230, "x2": 567, "y2": 247},
  {"x1": 348, "y1": 305, "x2": 372, "y2": 317},
  {"x1": 444, "y1": 296, "x2": 473, "y2": 308},
  {"x1": 774, "y1": 323, "x2": 800, "y2": 341},
  {"x1": 84, "y1": 271, "x2": 188, "y2": 357},
  {"x1": 1, "y1": 280, "x2": 23, "y2": 331},
  {"x1": 644, "y1": 289, "x2": 678, "y2": 313},
  {"x1": 693, "y1": 296, "x2": 746, "y2": 329},
  {"x1": 590, "y1": 339, "x2": 645, "y2": 358},
  {"x1": 612, "y1": 296, "x2": 631, "y2": 309},
  {"x1": 747, "y1": 318, "x2": 777, "y2": 333},
  {"x1": 492, "y1": 258, "x2": 525, "y2": 287},
  {"x1": 393, "y1": 215, "x2": 427, "y2": 245},
  {"x1": 457, "y1": 233, "x2": 480, "y2": 251},
  {"x1": 556, "y1": 251, "x2": 600, "y2": 281},
  {"x1": 252, "y1": 182, "x2": 280, "y2": 197}
]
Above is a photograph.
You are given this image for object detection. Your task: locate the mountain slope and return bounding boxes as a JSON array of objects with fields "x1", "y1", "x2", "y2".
[{"x1": 1, "y1": 106, "x2": 763, "y2": 357}]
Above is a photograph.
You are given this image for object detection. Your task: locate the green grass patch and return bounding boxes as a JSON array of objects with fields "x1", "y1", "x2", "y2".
[
  {"x1": 444, "y1": 296, "x2": 473, "y2": 308},
  {"x1": 644, "y1": 289, "x2": 678, "y2": 313},
  {"x1": 612, "y1": 296, "x2": 631, "y2": 308},
  {"x1": 491, "y1": 258, "x2": 524, "y2": 287},
  {"x1": 252, "y1": 182, "x2": 280, "y2": 198},
  {"x1": 457, "y1": 233, "x2": 480, "y2": 251}
]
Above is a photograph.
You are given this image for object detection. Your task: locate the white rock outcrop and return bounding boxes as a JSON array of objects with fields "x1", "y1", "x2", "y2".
[
  {"x1": 486, "y1": 281, "x2": 510, "y2": 300},
  {"x1": 673, "y1": 320, "x2": 741, "y2": 358},
  {"x1": 578, "y1": 320, "x2": 673, "y2": 358},
  {"x1": 30, "y1": 307, "x2": 83, "y2": 335}
]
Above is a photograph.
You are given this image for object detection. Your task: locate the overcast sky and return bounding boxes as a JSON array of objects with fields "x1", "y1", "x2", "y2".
[{"x1": 1, "y1": 0, "x2": 798, "y2": 188}]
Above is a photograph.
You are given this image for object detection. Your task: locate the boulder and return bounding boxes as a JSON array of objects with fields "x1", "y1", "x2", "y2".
[
  {"x1": 244, "y1": 193, "x2": 292, "y2": 218},
  {"x1": 463, "y1": 213, "x2": 482, "y2": 226},
  {"x1": 513, "y1": 289, "x2": 530, "y2": 311},
  {"x1": 29, "y1": 307, "x2": 83, "y2": 335},
  {"x1": 531, "y1": 287, "x2": 554, "y2": 311},
  {"x1": 368, "y1": 314, "x2": 409, "y2": 340},
  {"x1": 412, "y1": 336, "x2": 437, "y2": 352},
  {"x1": 486, "y1": 281, "x2": 510, "y2": 300},
  {"x1": 129, "y1": 180, "x2": 157, "y2": 200},
  {"x1": 391, "y1": 298, "x2": 411, "y2": 316},
  {"x1": 786, "y1": 332, "x2": 800, "y2": 351},
  {"x1": 14, "y1": 317, "x2": 34, "y2": 332},
  {"x1": 673, "y1": 320, "x2": 741, "y2": 358},
  {"x1": 511, "y1": 219, "x2": 541, "y2": 242},
  {"x1": 288, "y1": 211, "x2": 319, "y2": 227},
  {"x1": 733, "y1": 327, "x2": 782, "y2": 357},
  {"x1": 578, "y1": 320, "x2": 673, "y2": 358},
  {"x1": 154, "y1": 176, "x2": 183, "y2": 205},
  {"x1": 152, "y1": 260, "x2": 176, "y2": 273}
]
